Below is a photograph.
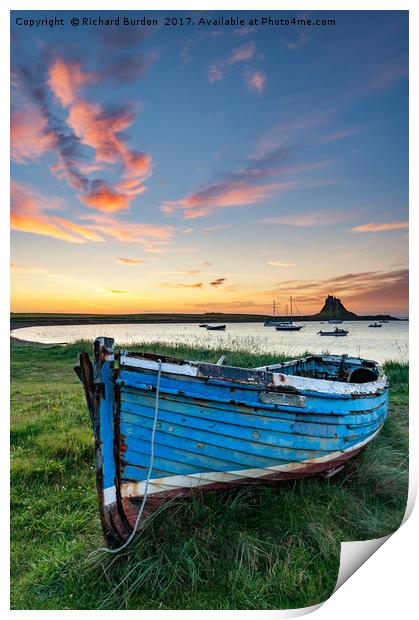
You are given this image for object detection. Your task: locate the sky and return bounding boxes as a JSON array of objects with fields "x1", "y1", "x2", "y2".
[{"x1": 10, "y1": 10, "x2": 409, "y2": 316}]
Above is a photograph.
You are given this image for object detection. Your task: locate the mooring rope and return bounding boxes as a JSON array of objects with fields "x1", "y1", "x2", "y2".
[{"x1": 99, "y1": 358, "x2": 163, "y2": 554}]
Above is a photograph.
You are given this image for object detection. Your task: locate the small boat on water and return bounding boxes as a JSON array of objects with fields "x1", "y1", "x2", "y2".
[
  {"x1": 206, "y1": 324, "x2": 226, "y2": 331},
  {"x1": 264, "y1": 300, "x2": 280, "y2": 326},
  {"x1": 199, "y1": 324, "x2": 208, "y2": 328},
  {"x1": 275, "y1": 323, "x2": 303, "y2": 331},
  {"x1": 318, "y1": 327, "x2": 349, "y2": 337},
  {"x1": 328, "y1": 297, "x2": 343, "y2": 324},
  {"x1": 369, "y1": 323, "x2": 383, "y2": 328},
  {"x1": 273, "y1": 296, "x2": 303, "y2": 331},
  {"x1": 76, "y1": 337, "x2": 388, "y2": 548}
]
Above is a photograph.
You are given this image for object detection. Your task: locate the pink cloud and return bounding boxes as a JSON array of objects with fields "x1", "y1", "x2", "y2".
[
  {"x1": 258, "y1": 209, "x2": 348, "y2": 227},
  {"x1": 319, "y1": 128, "x2": 361, "y2": 143},
  {"x1": 163, "y1": 181, "x2": 294, "y2": 219},
  {"x1": 11, "y1": 181, "x2": 104, "y2": 244},
  {"x1": 116, "y1": 257, "x2": 144, "y2": 266},
  {"x1": 246, "y1": 71, "x2": 266, "y2": 95},
  {"x1": 48, "y1": 58, "x2": 95, "y2": 107},
  {"x1": 46, "y1": 57, "x2": 152, "y2": 210},
  {"x1": 228, "y1": 42, "x2": 256, "y2": 63},
  {"x1": 351, "y1": 220, "x2": 408, "y2": 233},
  {"x1": 11, "y1": 108, "x2": 57, "y2": 163},
  {"x1": 80, "y1": 212, "x2": 174, "y2": 251},
  {"x1": 208, "y1": 42, "x2": 256, "y2": 83}
]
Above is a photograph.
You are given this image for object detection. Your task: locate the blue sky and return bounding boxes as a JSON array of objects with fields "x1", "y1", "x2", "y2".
[{"x1": 11, "y1": 10, "x2": 408, "y2": 315}]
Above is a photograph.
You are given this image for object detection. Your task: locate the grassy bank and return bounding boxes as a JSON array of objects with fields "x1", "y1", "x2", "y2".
[{"x1": 10, "y1": 340, "x2": 408, "y2": 610}]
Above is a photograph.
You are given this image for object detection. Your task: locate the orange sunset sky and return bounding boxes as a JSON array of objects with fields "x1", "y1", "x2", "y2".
[{"x1": 11, "y1": 11, "x2": 408, "y2": 316}]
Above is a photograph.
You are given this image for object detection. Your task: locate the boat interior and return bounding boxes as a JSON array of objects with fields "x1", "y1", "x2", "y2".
[
  {"x1": 256, "y1": 355, "x2": 380, "y2": 384},
  {"x1": 118, "y1": 352, "x2": 380, "y2": 385}
]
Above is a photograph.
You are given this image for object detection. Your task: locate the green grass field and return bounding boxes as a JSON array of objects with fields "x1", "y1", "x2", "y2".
[{"x1": 10, "y1": 339, "x2": 408, "y2": 610}]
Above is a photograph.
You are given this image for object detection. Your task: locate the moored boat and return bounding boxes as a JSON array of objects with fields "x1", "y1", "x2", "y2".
[
  {"x1": 275, "y1": 323, "x2": 303, "y2": 331},
  {"x1": 318, "y1": 327, "x2": 349, "y2": 336},
  {"x1": 273, "y1": 296, "x2": 303, "y2": 331},
  {"x1": 369, "y1": 323, "x2": 383, "y2": 328},
  {"x1": 206, "y1": 324, "x2": 226, "y2": 331},
  {"x1": 76, "y1": 338, "x2": 388, "y2": 548}
]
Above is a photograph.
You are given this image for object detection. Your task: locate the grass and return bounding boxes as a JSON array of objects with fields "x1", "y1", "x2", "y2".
[{"x1": 10, "y1": 339, "x2": 408, "y2": 610}]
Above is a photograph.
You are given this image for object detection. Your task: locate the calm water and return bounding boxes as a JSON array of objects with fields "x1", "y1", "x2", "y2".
[{"x1": 11, "y1": 321, "x2": 408, "y2": 364}]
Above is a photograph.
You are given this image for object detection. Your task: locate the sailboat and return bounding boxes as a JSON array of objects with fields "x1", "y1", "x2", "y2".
[
  {"x1": 264, "y1": 301, "x2": 280, "y2": 326},
  {"x1": 328, "y1": 298, "x2": 343, "y2": 324},
  {"x1": 275, "y1": 297, "x2": 304, "y2": 332}
]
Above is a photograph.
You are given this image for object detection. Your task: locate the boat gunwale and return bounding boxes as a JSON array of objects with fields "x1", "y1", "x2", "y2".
[{"x1": 118, "y1": 352, "x2": 388, "y2": 397}]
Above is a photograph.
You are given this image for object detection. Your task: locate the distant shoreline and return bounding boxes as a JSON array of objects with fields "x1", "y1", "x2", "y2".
[{"x1": 10, "y1": 312, "x2": 404, "y2": 332}]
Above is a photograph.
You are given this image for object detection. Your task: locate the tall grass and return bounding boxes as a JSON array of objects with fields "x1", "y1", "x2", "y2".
[{"x1": 10, "y1": 340, "x2": 408, "y2": 610}]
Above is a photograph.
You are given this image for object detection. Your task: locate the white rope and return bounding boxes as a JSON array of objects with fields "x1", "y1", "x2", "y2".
[{"x1": 99, "y1": 358, "x2": 163, "y2": 554}]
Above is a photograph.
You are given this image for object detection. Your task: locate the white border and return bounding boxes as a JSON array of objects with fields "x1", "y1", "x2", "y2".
[{"x1": 3, "y1": 2, "x2": 416, "y2": 619}]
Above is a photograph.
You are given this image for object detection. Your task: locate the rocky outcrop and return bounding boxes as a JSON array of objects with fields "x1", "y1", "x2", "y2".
[{"x1": 313, "y1": 295, "x2": 358, "y2": 320}]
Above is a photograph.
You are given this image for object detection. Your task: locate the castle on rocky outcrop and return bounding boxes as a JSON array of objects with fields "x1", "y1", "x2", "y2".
[{"x1": 314, "y1": 295, "x2": 358, "y2": 320}]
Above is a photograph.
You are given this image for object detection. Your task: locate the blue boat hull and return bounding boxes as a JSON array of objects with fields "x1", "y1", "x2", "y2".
[{"x1": 76, "y1": 338, "x2": 388, "y2": 547}]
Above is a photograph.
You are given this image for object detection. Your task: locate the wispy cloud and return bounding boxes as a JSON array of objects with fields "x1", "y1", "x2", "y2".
[
  {"x1": 116, "y1": 257, "x2": 144, "y2": 266},
  {"x1": 351, "y1": 220, "x2": 408, "y2": 233},
  {"x1": 163, "y1": 181, "x2": 293, "y2": 219},
  {"x1": 270, "y1": 269, "x2": 408, "y2": 313},
  {"x1": 287, "y1": 32, "x2": 311, "y2": 51},
  {"x1": 257, "y1": 209, "x2": 347, "y2": 227},
  {"x1": 161, "y1": 282, "x2": 203, "y2": 289},
  {"x1": 266, "y1": 261, "x2": 296, "y2": 267},
  {"x1": 80, "y1": 212, "x2": 174, "y2": 251},
  {"x1": 204, "y1": 224, "x2": 232, "y2": 233},
  {"x1": 11, "y1": 181, "x2": 104, "y2": 244},
  {"x1": 210, "y1": 277, "x2": 226, "y2": 287},
  {"x1": 246, "y1": 71, "x2": 266, "y2": 95},
  {"x1": 11, "y1": 107, "x2": 57, "y2": 163},
  {"x1": 162, "y1": 148, "x2": 333, "y2": 219},
  {"x1": 10, "y1": 262, "x2": 46, "y2": 274},
  {"x1": 13, "y1": 53, "x2": 152, "y2": 212},
  {"x1": 208, "y1": 42, "x2": 256, "y2": 83},
  {"x1": 318, "y1": 128, "x2": 362, "y2": 143},
  {"x1": 47, "y1": 57, "x2": 95, "y2": 107},
  {"x1": 11, "y1": 181, "x2": 173, "y2": 249}
]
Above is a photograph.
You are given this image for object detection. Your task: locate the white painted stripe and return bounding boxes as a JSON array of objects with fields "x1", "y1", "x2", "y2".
[
  {"x1": 119, "y1": 429, "x2": 381, "y2": 499},
  {"x1": 120, "y1": 356, "x2": 198, "y2": 377},
  {"x1": 103, "y1": 485, "x2": 117, "y2": 506}
]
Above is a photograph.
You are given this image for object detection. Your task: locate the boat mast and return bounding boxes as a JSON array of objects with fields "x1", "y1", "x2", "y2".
[{"x1": 290, "y1": 296, "x2": 293, "y2": 322}]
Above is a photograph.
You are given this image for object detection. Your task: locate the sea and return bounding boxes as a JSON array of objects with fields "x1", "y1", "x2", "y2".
[{"x1": 11, "y1": 320, "x2": 409, "y2": 364}]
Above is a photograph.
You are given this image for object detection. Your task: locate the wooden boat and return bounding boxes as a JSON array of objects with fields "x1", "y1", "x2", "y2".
[
  {"x1": 318, "y1": 327, "x2": 349, "y2": 337},
  {"x1": 206, "y1": 324, "x2": 226, "y2": 331},
  {"x1": 369, "y1": 323, "x2": 383, "y2": 328},
  {"x1": 76, "y1": 338, "x2": 388, "y2": 548}
]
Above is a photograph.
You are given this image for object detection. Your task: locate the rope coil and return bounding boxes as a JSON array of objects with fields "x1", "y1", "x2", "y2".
[{"x1": 99, "y1": 358, "x2": 163, "y2": 554}]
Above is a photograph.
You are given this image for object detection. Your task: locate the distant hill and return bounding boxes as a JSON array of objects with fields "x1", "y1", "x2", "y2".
[{"x1": 311, "y1": 295, "x2": 357, "y2": 320}]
